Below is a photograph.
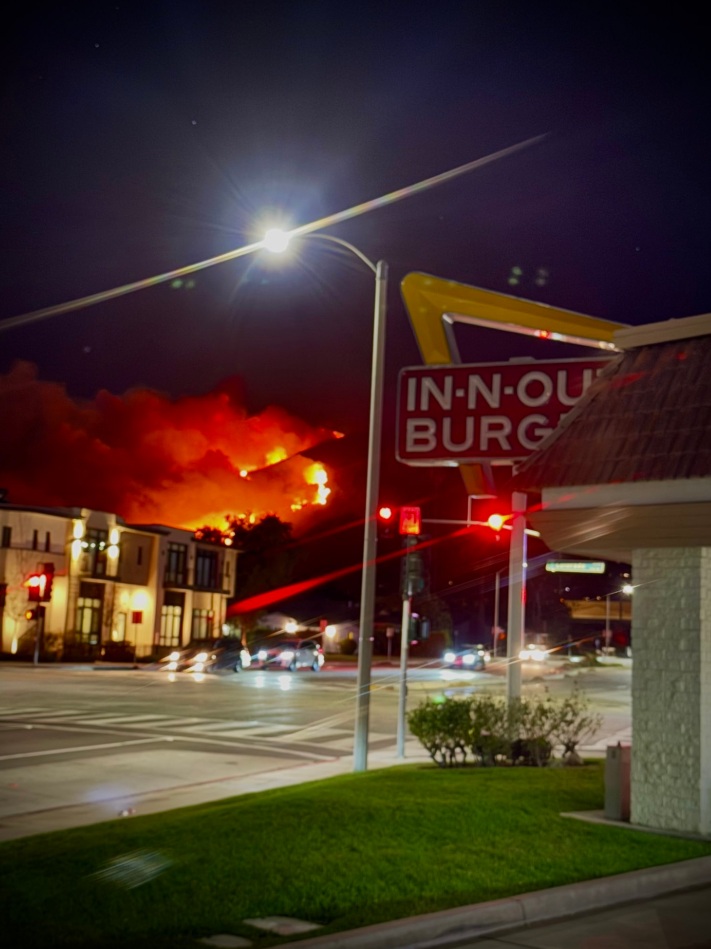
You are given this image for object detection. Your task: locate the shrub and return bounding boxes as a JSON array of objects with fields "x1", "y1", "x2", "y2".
[
  {"x1": 507, "y1": 695, "x2": 558, "y2": 767},
  {"x1": 549, "y1": 687, "x2": 603, "y2": 766},
  {"x1": 408, "y1": 689, "x2": 602, "y2": 768},
  {"x1": 469, "y1": 695, "x2": 510, "y2": 766},
  {"x1": 407, "y1": 697, "x2": 472, "y2": 767}
]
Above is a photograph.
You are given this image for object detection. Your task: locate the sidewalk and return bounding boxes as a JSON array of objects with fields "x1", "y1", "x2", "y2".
[{"x1": 278, "y1": 866, "x2": 711, "y2": 948}]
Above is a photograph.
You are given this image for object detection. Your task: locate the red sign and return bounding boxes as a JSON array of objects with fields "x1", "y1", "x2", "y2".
[
  {"x1": 397, "y1": 357, "x2": 609, "y2": 465},
  {"x1": 131, "y1": 611, "x2": 143, "y2": 624},
  {"x1": 399, "y1": 506, "x2": 422, "y2": 535}
]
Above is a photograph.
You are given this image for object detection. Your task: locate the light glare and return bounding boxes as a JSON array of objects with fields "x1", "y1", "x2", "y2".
[{"x1": 263, "y1": 228, "x2": 291, "y2": 253}]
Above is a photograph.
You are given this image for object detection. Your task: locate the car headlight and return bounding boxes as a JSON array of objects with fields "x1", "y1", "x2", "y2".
[
  {"x1": 443, "y1": 652, "x2": 456, "y2": 663},
  {"x1": 257, "y1": 650, "x2": 267, "y2": 661},
  {"x1": 462, "y1": 653, "x2": 476, "y2": 665},
  {"x1": 193, "y1": 661, "x2": 205, "y2": 672},
  {"x1": 280, "y1": 650, "x2": 295, "y2": 662},
  {"x1": 167, "y1": 651, "x2": 181, "y2": 662},
  {"x1": 519, "y1": 648, "x2": 531, "y2": 660},
  {"x1": 194, "y1": 652, "x2": 209, "y2": 662},
  {"x1": 241, "y1": 651, "x2": 252, "y2": 667},
  {"x1": 530, "y1": 648, "x2": 547, "y2": 662},
  {"x1": 166, "y1": 660, "x2": 178, "y2": 671}
]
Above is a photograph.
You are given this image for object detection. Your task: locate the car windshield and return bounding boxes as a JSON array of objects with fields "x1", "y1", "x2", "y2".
[{"x1": 274, "y1": 641, "x2": 299, "y2": 650}]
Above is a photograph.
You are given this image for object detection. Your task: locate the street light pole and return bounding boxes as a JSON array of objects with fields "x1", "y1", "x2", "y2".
[
  {"x1": 354, "y1": 258, "x2": 388, "y2": 772},
  {"x1": 262, "y1": 230, "x2": 387, "y2": 772}
]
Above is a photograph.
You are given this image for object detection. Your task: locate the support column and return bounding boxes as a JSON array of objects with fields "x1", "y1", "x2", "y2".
[{"x1": 631, "y1": 547, "x2": 711, "y2": 836}]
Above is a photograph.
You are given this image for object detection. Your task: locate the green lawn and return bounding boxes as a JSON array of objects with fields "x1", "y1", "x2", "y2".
[{"x1": 1, "y1": 763, "x2": 709, "y2": 948}]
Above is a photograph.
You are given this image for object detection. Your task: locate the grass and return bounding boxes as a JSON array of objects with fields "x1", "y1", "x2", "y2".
[{"x1": 1, "y1": 762, "x2": 710, "y2": 948}]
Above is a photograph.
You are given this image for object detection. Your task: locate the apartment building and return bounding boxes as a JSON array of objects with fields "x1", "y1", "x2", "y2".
[{"x1": 0, "y1": 504, "x2": 237, "y2": 660}]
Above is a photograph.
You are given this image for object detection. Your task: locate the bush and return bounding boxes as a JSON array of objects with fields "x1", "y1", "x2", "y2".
[
  {"x1": 550, "y1": 687, "x2": 603, "y2": 766},
  {"x1": 408, "y1": 690, "x2": 602, "y2": 768},
  {"x1": 407, "y1": 697, "x2": 472, "y2": 767}
]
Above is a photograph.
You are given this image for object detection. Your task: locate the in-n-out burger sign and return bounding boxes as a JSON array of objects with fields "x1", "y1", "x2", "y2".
[{"x1": 397, "y1": 357, "x2": 610, "y2": 465}]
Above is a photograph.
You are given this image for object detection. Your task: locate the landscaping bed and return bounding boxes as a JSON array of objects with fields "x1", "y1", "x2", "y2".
[{"x1": 1, "y1": 763, "x2": 710, "y2": 948}]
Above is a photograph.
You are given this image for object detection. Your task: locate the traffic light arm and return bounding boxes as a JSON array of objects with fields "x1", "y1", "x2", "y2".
[{"x1": 419, "y1": 516, "x2": 540, "y2": 537}]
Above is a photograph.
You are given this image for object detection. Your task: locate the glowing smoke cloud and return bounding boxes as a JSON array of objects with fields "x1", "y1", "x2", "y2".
[{"x1": 0, "y1": 362, "x2": 337, "y2": 528}]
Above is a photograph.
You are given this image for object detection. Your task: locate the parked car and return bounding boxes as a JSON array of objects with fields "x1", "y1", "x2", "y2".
[
  {"x1": 442, "y1": 644, "x2": 490, "y2": 671},
  {"x1": 161, "y1": 637, "x2": 251, "y2": 673},
  {"x1": 251, "y1": 639, "x2": 324, "y2": 671}
]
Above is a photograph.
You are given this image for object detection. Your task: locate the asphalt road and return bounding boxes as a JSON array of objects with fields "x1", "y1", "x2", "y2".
[{"x1": 0, "y1": 659, "x2": 631, "y2": 837}]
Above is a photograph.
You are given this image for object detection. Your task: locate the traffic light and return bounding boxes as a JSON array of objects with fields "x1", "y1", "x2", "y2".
[
  {"x1": 378, "y1": 505, "x2": 422, "y2": 538},
  {"x1": 25, "y1": 574, "x2": 44, "y2": 602},
  {"x1": 41, "y1": 563, "x2": 54, "y2": 601},
  {"x1": 378, "y1": 505, "x2": 396, "y2": 537},
  {"x1": 399, "y1": 506, "x2": 422, "y2": 536},
  {"x1": 485, "y1": 512, "x2": 514, "y2": 539},
  {"x1": 24, "y1": 565, "x2": 54, "y2": 602}
]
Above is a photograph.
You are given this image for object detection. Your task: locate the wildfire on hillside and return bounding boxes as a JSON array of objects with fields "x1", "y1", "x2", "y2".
[{"x1": 0, "y1": 361, "x2": 340, "y2": 529}]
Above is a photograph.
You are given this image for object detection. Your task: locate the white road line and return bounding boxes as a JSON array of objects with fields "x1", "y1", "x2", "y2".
[
  {"x1": 204, "y1": 726, "x2": 293, "y2": 738},
  {"x1": 0, "y1": 736, "x2": 170, "y2": 761},
  {"x1": 80, "y1": 715, "x2": 176, "y2": 725},
  {"x1": 181, "y1": 720, "x2": 261, "y2": 732},
  {"x1": 285, "y1": 724, "x2": 352, "y2": 742},
  {"x1": 0, "y1": 708, "x2": 47, "y2": 717},
  {"x1": 4, "y1": 709, "x2": 84, "y2": 719}
]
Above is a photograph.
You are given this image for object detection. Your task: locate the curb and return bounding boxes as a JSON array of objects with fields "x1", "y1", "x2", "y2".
[{"x1": 279, "y1": 856, "x2": 711, "y2": 949}]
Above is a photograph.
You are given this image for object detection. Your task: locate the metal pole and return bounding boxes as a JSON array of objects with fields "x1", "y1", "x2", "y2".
[
  {"x1": 506, "y1": 492, "x2": 527, "y2": 704},
  {"x1": 605, "y1": 594, "x2": 611, "y2": 652},
  {"x1": 353, "y1": 259, "x2": 388, "y2": 772},
  {"x1": 397, "y1": 567, "x2": 413, "y2": 759},
  {"x1": 33, "y1": 610, "x2": 40, "y2": 667},
  {"x1": 493, "y1": 569, "x2": 501, "y2": 659}
]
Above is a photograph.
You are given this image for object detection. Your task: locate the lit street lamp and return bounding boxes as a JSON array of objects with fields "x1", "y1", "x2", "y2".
[{"x1": 263, "y1": 229, "x2": 387, "y2": 773}]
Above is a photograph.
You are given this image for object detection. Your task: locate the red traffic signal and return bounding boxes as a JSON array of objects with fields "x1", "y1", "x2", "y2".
[
  {"x1": 24, "y1": 564, "x2": 54, "y2": 602},
  {"x1": 378, "y1": 505, "x2": 422, "y2": 537},
  {"x1": 25, "y1": 574, "x2": 46, "y2": 602},
  {"x1": 399, "y1": 505, "x2": 422, "y2": 536}
]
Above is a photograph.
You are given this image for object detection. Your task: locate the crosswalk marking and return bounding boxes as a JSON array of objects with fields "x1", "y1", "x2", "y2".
[
  {"x1": 0, "y1": 707, "x2": 49, "y2": 717},
  {"x1": 181, "y1": 720, "x2": 260, "y2": 732},
  {"x1": 80, "y1": 714, "x2": 178, "y2": 725},
  {"x1": 0, "y1": 705, "x2": 361, "y2": 746},
  {"x1": 205, "y1": 725, "x2": 295, "y2": 738}
]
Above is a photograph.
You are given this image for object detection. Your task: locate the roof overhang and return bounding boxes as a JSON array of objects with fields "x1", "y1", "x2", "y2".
[{"x1": 528, "y1": 478, "x2": 711, "y2": 560}]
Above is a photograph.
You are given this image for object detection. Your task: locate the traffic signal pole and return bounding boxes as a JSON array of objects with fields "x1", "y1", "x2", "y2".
[
  {"x1": 396, "y1": 537, "x2": 416, "y2": 759},
  {"x1": 506, "y1": 492, "x2": 528, "y2": 702}
]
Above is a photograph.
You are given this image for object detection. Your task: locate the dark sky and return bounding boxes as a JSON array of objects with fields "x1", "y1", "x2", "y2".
[{"x1": 2, "y1": 2, "x2": 710, "y2": 483}]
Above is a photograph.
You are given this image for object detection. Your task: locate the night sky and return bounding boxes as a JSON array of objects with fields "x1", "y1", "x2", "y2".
[{"x1": 2, "y1": 3, "x2": 710, "y2": 534}]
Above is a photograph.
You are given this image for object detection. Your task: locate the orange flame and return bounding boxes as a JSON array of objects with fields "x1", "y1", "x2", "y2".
[{"x1": 0, "y1": 362, "x2": 338, "y2": 531}]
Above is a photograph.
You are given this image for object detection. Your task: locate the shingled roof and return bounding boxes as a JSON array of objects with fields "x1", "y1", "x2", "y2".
[{"x1": 515, "y1": 319, "x2": 711, "y2": 490}]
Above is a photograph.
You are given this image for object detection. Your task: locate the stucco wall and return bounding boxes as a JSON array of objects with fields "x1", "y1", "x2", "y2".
[{"x1": 631, "y1": 547, "x2": 711, "y2": 836}]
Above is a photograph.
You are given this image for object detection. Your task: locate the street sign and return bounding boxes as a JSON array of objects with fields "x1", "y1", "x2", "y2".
[
  {"x1": 396, "y1": 357, "x2": 609, "y2": 465},
  {"x1": 545, "y1": 561, "x2": 606, "y2": 574}
]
